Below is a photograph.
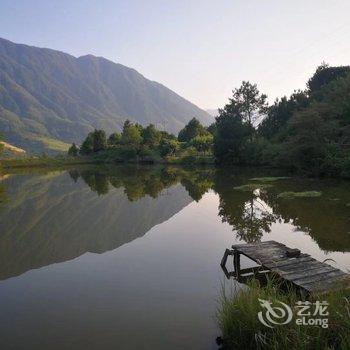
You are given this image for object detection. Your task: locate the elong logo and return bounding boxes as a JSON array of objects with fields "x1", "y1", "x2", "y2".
[
  {"x1": 258, "y1": 298, "x2": 329, "y2": 329},
  {"x1": 258, "y1": 299, "x2": 293, "y2": 328}
]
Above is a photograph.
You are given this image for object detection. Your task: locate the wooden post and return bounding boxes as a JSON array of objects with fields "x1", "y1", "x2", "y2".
[{"x1": 233, "y1": 249, "x2": 241, "y2": 278}]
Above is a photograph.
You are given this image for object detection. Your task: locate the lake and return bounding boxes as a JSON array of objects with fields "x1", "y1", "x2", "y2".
[{"x1": 0, "y1": 165, "x2": 349, "y2": 350}]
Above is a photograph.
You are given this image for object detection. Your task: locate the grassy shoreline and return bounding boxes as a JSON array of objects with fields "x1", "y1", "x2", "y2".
[
  {"x1": 0, "y1": 153, "x2": 215, "y2": 170},
  {"x1": 218, "y1": 278, "x2": 350, "y2": 350}
]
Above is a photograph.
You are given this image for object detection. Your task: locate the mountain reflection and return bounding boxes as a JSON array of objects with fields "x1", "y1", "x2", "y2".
[{"x1": 0, "y1": 166, "x2": 349, "y2": 280}]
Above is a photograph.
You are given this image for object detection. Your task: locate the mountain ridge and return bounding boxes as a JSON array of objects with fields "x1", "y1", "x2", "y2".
[{"x1": 0, "y1": 37, "x2": 211, "y2": 153}]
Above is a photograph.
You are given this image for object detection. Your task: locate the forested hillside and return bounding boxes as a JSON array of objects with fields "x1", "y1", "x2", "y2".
[{"x1": 0, "y1": 38, "x2": 211, "y2": 153}]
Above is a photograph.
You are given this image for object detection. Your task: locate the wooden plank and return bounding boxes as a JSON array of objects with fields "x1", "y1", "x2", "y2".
[
  {"x1": 293, "y1": 270, "x2": 346, "y2": 286},
  {"x1": 239, "y1": 246, "x2": 287, "y2": 257},
  {"x1": 232, "y1": 241, "x2": 279, "y2": 249},
  {"x1": 279, "y1": 265, "x2": 338, "y2": 282},
  {"x1": 239, "y1": 245, "x2": 302, "y2": 262},
  {"x1": 238, "y1": 242, "x2": 284, "y2": 251},
  {"x1": 275, "y1": 261, "x2": 325, "y2": 275},
  {"x1": 300, "y1": 274, "x2": 350, "y2": 293},
  {"x1": 304, "y1": 276, "x2": 350, "y2": 293},
  {"x1": 264, "y1": 255, "x2": 312, "y2": 268},
  {"x1": 239, "y1": 248, "x2": 285, "y2": 257},
  {"x1": 238, "y1": 251, "x2": 285, "y2": 265}
]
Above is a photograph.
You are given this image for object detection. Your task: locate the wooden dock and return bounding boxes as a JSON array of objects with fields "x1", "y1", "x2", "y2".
[{"x1": 221, "y1": 240, "x2": 350, "y2": 293}]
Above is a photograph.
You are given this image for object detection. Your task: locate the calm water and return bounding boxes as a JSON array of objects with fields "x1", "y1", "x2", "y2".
[{"x1": 0, "y1": 166, "x2": 349, "y2": 350}]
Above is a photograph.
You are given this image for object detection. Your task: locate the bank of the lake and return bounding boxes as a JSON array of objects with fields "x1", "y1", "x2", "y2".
[
  {"x1": 0, "y1": 152, "x2": 215, "y2": 170},
  {"x1": 218, "y1": 279, "x2": 350, "y2": 350}
]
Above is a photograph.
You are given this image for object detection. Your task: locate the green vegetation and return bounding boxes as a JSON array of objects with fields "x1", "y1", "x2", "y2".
[
  {"x1": 233, "y1": 183, "x2": 273, "y2": 191},
  {"x1": 250, "y1": 177, "x2": 290, "y2": 182},
  {"x1": 214, "y1": 81, "x2": 268, "y2": 164},
  {"x1": 69, "y1": 118, "x2": 214, "y2": 164},
  {"x1": 277, "y1": 191, "x2": 322, "y2": 199},
  {"x1": 178, "y1": 117, "x2": 210, "y2": 142},
  {"x1": 37, "y1": 137, "x2": 70, "y2": 152},
  {"x1": 67, "y1": 143, "x2": 79, "y2": 157},
  {"x1": 0, "y1": 155, "x2": 94, "y2": 169},
  {"x1": 0, "y1": 134, "x2": 4, "y2": 155},
  {"x1": 218, "y1": 278, "x2": 350, "y2": 350},
  {"x1": 3, "y1": 54, "x2": 350, "y2": 179},
  {"x1": 213, "y1": 64, "x2": 350, "y2": 178}
]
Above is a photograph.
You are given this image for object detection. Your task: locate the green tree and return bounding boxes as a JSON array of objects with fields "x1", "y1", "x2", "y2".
[
  {"x1": 142, "y1": 124, "x2": 161, "y2": 148},
  {"x1": 68, "y1": 143, "x2": 79, "y2": 156},
  {"x1": 108, "y1": 132, "x2": 121, "y2": 146},
  {"x1": 92, "y1": 129, "x2": 107, "y2": 152},
  {"x1": 229, "y1": 81, "x2": 268, "y2": 127},
  {"x1": 121, "y1": 120, "x2": 143, "y2": 146},
  {"x1": 207, "y1": 122, "x2": 217, "y2": 136},
  {"x1": 258, "y1": 91, "x2": 308, "y2": 140},
  {"x1": 214, "y1": 110, "x2": 251, "y2": 163},
  {"x1": 307, "y1": 63, "x2": 350, "y2": 95},
  {"x1": 190, "y1": 134, "x2": 213, "y2": 154},
  {"x1": 213, "y1": 81, "x2": 268, "y2": 163},
  {"x1": 159, "y1": 139, "x2": 180, "y2": 157},
  {"x1": 80, "y1": 133, "x2": 94, "y2": 155},
  {"x1": 178, "y1": 118, "x2": 208, "y2": 142}
]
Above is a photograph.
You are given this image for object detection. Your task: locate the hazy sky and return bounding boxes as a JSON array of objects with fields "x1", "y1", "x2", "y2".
[{"x1": 1, "y1": 0, "x2": 350, "y2": 109}]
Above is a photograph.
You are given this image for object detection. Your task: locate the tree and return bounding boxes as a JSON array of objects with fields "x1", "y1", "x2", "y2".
[
  {"x1": 142, "y1": 124, "x2": 161, "y2": 148},
  {"x1": 190, "y1": 135, "x2": 213, "y2": 154},
  {"x1": 258, "y1": 91, "x2": 308, "y2": 140},
  {"x1": 207, "y1": 122, "x2": 217, "y2": 136},
  {"x1": 108, "y1": 132, "x2": 121, "y2": 146},
  {"x1": 121, "y1": 120, "x2": 143, "y2": 146},
  {"x1": 229, "y1": 81, "x2": 268, "y2": 127},
  {"x1": 80, "y1": 133, "x2": 94, "y2": 155},
  {"x1": 213, "y1": 81, "x2": 268, "y2": 163},
  {"x1": 214, "y1": 110, "x2": 251, "y2": 163},
  {"x1": 178, "y1": 118, "x2": 208, "y2": 142},
  {"x1": 68, "y1": 143, "x2": 79, "y2": 156},
  {"x1": 307, "y1": 63, "x2": 350, "y2": 95},
  {"x1": 92, "y1": 129, "x2": 107, "y2": 152},
  {"x1": 159, "y1": 139, "x2": 180, "y2": 157}
]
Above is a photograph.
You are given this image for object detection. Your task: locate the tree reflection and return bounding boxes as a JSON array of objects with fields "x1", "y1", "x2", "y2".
[
  {"x1": 67, "y1": 165, "x2": 350, "y2": 250},
  {"x1": 217, "y1": 186, "x2": 277, "y2": 242},
  {"x1": 79, "y1": 171, "x2": 110, "y2": 195},
  {"x1": 68, "y1": 166, "x2": 214, "y2": 202}
]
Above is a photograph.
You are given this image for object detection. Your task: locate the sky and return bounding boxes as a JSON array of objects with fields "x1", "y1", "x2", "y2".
[{"x1": 1, "y1": 0, "x2": 350, "y2": 110}]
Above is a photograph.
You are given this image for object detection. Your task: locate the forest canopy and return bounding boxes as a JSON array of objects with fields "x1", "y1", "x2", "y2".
[{"x1": 68, "y1": 64, "x2": 350, "y2": 177}]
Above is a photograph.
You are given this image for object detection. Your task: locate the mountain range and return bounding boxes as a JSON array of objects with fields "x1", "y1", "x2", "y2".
[{"x1": 0, "y1": 38, "x2": 211, "y2": 153}]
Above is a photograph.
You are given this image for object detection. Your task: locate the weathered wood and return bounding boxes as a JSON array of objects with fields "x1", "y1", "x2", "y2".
[
  {"x1": 277, "y1": 265, "x2": 338, "y2": 281},
  {"x1": 220, "y1": 248, "x2": 233, "y2": 267},
  {"x1": 225, "y1": 240, "x2": 350, "y2": 294},
  {"x1": 264, "y1": 255, "x2": 313, "y2": 268},
  {"x1": 293, "y1": 269, "x2": 346, "y2": 285},
  {"x1": 302, "y1": 275, "x2": 350, "y2": 293},
  {"x1": 233, "y1": 249, "x2": 241, "y2": 276},
  {"x1": 274, "y1": 260, "x2": 321, "y2": 273},
  {"x1": 286, "y1": 248, "x2": 300, "y2": 258}
]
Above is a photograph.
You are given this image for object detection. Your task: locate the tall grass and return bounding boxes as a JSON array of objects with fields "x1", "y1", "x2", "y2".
[{"x1": 218, "y1": 277, "x2": 350, "y2": 349}]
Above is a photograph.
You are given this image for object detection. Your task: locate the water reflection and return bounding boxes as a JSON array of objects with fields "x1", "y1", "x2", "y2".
[
  {"x1": 0, "y1": 165, "x2": 350, "y2": 350},
  {"x1": 0, "y1": 166, "x2": 349, "y2": 282},
  {"x1": 0, "y1": 166, "x2": 195, "y2": 280}
]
